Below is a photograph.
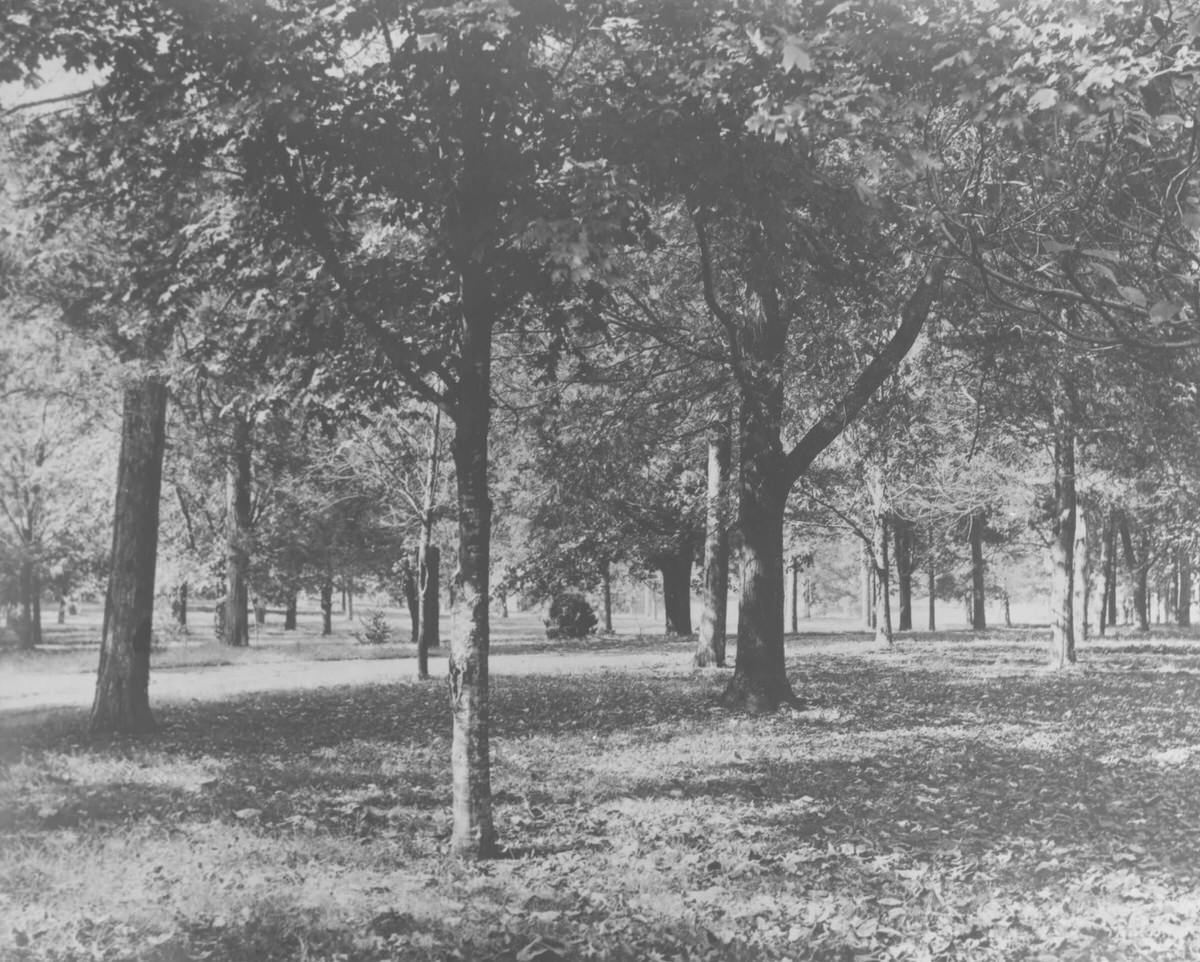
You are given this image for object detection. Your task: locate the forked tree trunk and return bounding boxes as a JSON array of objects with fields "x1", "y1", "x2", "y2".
[
  {"x1": 1072, "y1": 507, "x2": 1089, "y2": 648},
  {"x1": 893, "y1": 516, "x2": 914, "y2": 632},
  {"x1": 1049, "y1": 413, "x2": 1076, "y2": 668},
  {"x1": 418, "y1": 544, "x2": 440, "y2": 679},
  {"x1": 223, "y1": 414, "x2": 252, "y2": 647},
  {"x1": 1179, "y1": 547, "x2": 1192, "y2": 627},
  {"x1": 90, "y1": 377, "x2": 168, "y2": 735},
  {"x1": 968, "y1": 510, "x2": 986, "y2": 630},
  {"x1": 320, "y1": 581, "x2": 333, "y2": 636},
  {"x1": 447, "y1": 333, "x2": 497, "y2": 859},
  {"x1": 1119, "y1": 514, "x2": 1150, "y2": 631},
  {"x1": 660, "y1": 547, "x2": 693, "y2": 636},
  {"x1": 695, "y1": 423, "x2": 730, "y2": 667}
]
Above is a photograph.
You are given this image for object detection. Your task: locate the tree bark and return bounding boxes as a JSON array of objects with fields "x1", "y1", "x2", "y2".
[
  {"x1": 1072, "y1": 507, "x2": 1089, "y2": 648},
  {"x1": 223, "y1": 414, "x2": 252, "y2": 647},
  {"x1": 284, "y1": 590, "x2": 297, "y2": 630},
  {"x1": 446, "y1": 318, "x2": 497, "y2": 859},
  {"x1": 873, "y1": 514, "x2": 893, "y2": 647},
  {"x1": 1099, "y1": 514, "x2": 1116, "y2": 635},
  {"x1": 403, "y1": 548, "x2": 420, "y2": 643},
  {"x1": 418, "y1": 544, "x2": 440, "y2": 678},
  {"x1": 790, "y1": 557, "x2": 799, "y2": 634},
  {"x1": 320, "y1": 581, "x2": 333, "y2": 636},
  {"x1": 660, "y1": 547, "x2": 693, "y2": 636},
  {"x1": 90, "y1": 377, "x2": 168, "y2": 735},
  {"x1": 346, "y1": 575, "x2": 354, "y2": 620},
  {"x1": 601, "y1": 557, "x2": 613, "y2": 634},
  {"x1": 893, "y1": 516, "x2": 914, "y2": 632},
  {"x1": 17, "y1": 560, "x2": 40, "y2": 649},
  {"x1": 1049, "y1": 407, "x2": 1076, "y2": 668},
  {"x1": 968, "y1": 509, "x2": 986, "y2": 630},
  {"x1": 175, "y1": 582, "x2": 188, "y2": 627},
  {"x1": 927, "y1": 523, "x2": 937, "y2": 631},
  {"x1": 861, "y1": 545, "x2": 873, "y2": 630},
  {"x1": 695, "y1": 423, "x2": 730, "y2": 666},
  {"x1": 1179, "y1": 546, "x2": 1192, "y2": 628}
]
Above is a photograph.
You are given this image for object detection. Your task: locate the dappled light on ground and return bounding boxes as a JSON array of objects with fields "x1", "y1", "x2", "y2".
[{"x1": 3, "y1": 629, "x2": 1200, "y2": 960}]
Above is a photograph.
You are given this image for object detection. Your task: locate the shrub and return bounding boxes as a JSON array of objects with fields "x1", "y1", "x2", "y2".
[
  {"x1": 545, "y1": 592, "x2": 598, "y2": 640},
  {"x1": 354, "y1": 609, "x2": 393, "y2": 645}
]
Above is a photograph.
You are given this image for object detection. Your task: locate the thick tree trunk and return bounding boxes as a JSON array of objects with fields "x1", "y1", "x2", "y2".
[
  {"x1": 284, "y1": 591, "x2": 297, "y2": 630},
  {"x1": 893, "y1": 516, "x2": 914, "y2": 632},
  {"x1": 1119, "y1": 515, "x2": 1150, "y2": 631},
  {"x1": 1072, "y1": 508, "x2": 1089, "y2": 648},
  {"x1": 223, "y1": 414, "x2": 251, "y2": 647},
  {"x1": 695, "y1": 424, "x2": 730, "y2": 666},
  {"x1": 968, "y1": 510, "x2": 987, "y2": 630},
  {"x1": 418, "y1": 544, "x2": 440, "y2": 678},
  {"x1": 660, "y1": 547, "x2": 693, "y2": 636},
  {"x1": 175, "y1": 582, "x2": 188, "y2": 627},
  {"x1": 90, "y1": 377, "x2": 168, "y2": 735},
  {"x1": 873, "y1": 514, "x2": 893, "y2": 647},
  {"x1": 1179, "y1": 547, "x2": 1192, "y2": 627},
  {"x1": 320, "y1": 581, "x2": 333, "y2": 636},
  {"x1": 446, "y1": 339, "x2": 497, "y2": 859},
  {"x1": 1049, "y1": 414, "x2": 1076, "y2": 668}
]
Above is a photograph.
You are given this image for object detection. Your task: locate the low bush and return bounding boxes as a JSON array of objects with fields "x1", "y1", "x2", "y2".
[{"x1": 544, "y1": 592, "x2": 597, "y2": 640}]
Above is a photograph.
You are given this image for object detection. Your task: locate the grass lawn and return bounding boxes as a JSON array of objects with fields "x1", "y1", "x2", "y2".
[{"x1": 3, "y1": 626, "x2": 1200, "y2": 961}]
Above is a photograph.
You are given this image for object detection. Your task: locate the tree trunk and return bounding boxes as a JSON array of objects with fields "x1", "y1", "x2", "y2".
[
  {"x1": 90, "y1": 377, "x2": 168, "y2": 735},
  {"x1": 695, "y1": 423, "x2": 730, "y2": 666},
  {"x1": 968, "y1": 510, "x2": 987, "y2": 630},
  {"x1": 223, "y1": 414, "x2": 252, "y2": 647},
  {"x1": 284, "y1": 590, "x2": 297, "y2": 630},
  {"x1": 927, "y1": 523, "x2": 937, "y2": 631},
  {"x1": 57, "y1": 592, "x2": 66, "y2": 625},
  {"x1": 446, "y1": 318, "x2": 497, "y2": 859},
  {"x1": 861, "y1": 545, "x2": 873, "y2": 630},
  {"x1": 1072, "y1": 507, "x2": 1089, "y2": 648},
  {"x1": 1179, "y1": 546, "x2": 1192, "y2": 627},
  {"x1": 1119, "y1": 514, "x2": 1150, "y2": 630},
  {"x1": 601, "y1": 557, "x2": 613, "y2": 634},
  {"x1": 1049, "y1": 411, "x2": 1076, "y2": 668},
  {"x1": 1002, "y1": 588, "x2": 1012, "y2": 627},
  {"x1": 893, "y1": 516, "x2": 914, "y2": 632},
  {"x1": 17, "y1": 560, "x2": 40, "y2": 649},
  {"x1": 660, "y1": 547, "x2": 693, "y2": 636},
  {"x1": 873, "y1": 514, "x2": 893, "y2": 647},
  {"x1": 403, "y1": 548, "x2": 420, "y2": 643},
  {"x1": 790, "y1": 558, "x2": 799, "y2": 634},
  {"x1": 418, "y1": 543, "x2": 440, "y2": 678},
  {"x1": 176, "y1": 582, "x2": 188, "y2": 627},
  {"x1": 320, "y1": 581, "x2": 333, "y2": 636},
  {"x1": 346, "y1": 575, "x2": 354, "y2": 620},
  {"x1": 1099, "y1": 514, "x2": 1116, "y2": 635}
]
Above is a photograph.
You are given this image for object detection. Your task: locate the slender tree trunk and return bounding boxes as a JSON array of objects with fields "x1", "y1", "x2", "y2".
[
  {"x1": 1072, "y1": 507, "x2": 1089, "y2": 648},
  {"x1": 661, "y1": 547, "x2": 693, "y2": 635},
  {"x1": 968, "y1": 510, "x2": 987, "y2": 630},
  {"x1": 1002, "y1": 588, "x2": 1012, "y2": 627},
  {"x1": 601, "y1": 557, "x2": 613, "y2": 634},
  {"x1": 284, "y1": 590, "x2": 297, "y2": 630},
  {"x1": 696, "y1": 423, "x2": 730, "y2": 666},
  {"x1": 320, "y1": 581, "x2": 333, "y2": 636},
  {"x1": 1049, "y1": 410, "x2": 1076, "y2": 668},
  {"x1": 403, "y1": 548, "x2": 420, "y2": 643},
  {"x1": 17, "y1": 560, "x2": 39, "y2": 649},
  {"x1": 893, "y1": 516, "x2": 914, "y2": 632},
  {"x1": 446, "y1": 314, "x2": 497, "y2": 859},
  {"x1": 927, "y1": 523, "x2": 936, "y2": 631},
  {"x1": 223, "y1": 414, "x2": 251, "y2": 647},
  {"x1": 1119, "y1": 515, "x2": 1150, "y2": 630},
  {"x1": 175, "y1": 582, "x2": 188, "y2": 627},
  {"x1": 57, "y1": 592, "x2": 66, "y2": 625},
  {"x1": 1099, "y1": 515, "x2": 1116, "y2": 635},
  {"x1": 860, "y1": 546, "x2": 873, "y2": 630},
  {"x1": 873, "y1": 514, "x2": 893, "y2": 647},
  {"x1": 346, "y1": 576, "x2": 354, "y2": 620},
  {"x1": 1179, "y1": 546, "x2": 1192, "y2": 627},
  {"x1": 90, "y1": 377, "x2": 168, "y2": 735},
  {"x1": 790, "y1": 558, "x2": 799, "y2": 634},
  {"x1": 418, "y1": 544, "x2": 440, "y2": 678}
]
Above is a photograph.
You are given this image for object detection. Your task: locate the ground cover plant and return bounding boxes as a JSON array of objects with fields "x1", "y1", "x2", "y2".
[{"x1": 4, "y1": 628, "x2": 1200, "y2": 962}]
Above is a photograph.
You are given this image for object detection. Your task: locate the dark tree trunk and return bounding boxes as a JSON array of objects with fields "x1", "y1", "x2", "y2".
[
  {"x1": 601, "y1": 557, "x2": 613, "y2": 634},
  {"x1": 1072, "y1": 508, "x2": 1089, "y2": 648},
  {"x1": 660, "y1": 547, "x2": 693, "y2": 636},
  {"x1": 695, "y1": 423, "x2": 730, "y2": 666},
  {"x1": 1099, "y1": 514, "x2": 1116, "y2": 635},
  {"x1": 861, "y1": 545, "x2": 873, "y2": 630},
  {"x1": 1179, "y1": 547, "x2": 1192, "y2": 627},
  {"x1": 175, "y1": 582, "x2": 188, "y2": 627},
  {"x1": 346, "y1": 575, "x2": 354, "y2": 620},
  {"x1": 968, "y1": 509, "x2": 986, "y2": 630},
  {"x1": 57, "y1": 592, "x2": 66, "y2": 625},
  {"x1": 1049, "y1": 405, "x2": 1076, "y2": 668},
  {"x1": 446, "y1": 318, "x2": 497, "y2": 859},
  {"x1": 790, "y1": 558, "x2": 799, "y2": 634},
  {"x1": 927, "y1": 523, "x2": 937, "y2": 631},
  {"x1": 320, "y1": 581, "x2": 333, "y2": 636},
  {"x1": 418, "y1": 543, "x2": 440, "y2": 678},
  {"x1": 1002, "y1": 589, "x2": 1012, "y2": 627},
  {"x1": 893, "y1": 516, "x2": 914, "y2": 632},
  {"x1": 90, "y1": 377, "x2": 168, "y2": 735},
  {"x1": 403, "y1": 548, "x2": 420, "y2": 643},
  {"x1": 17, "y1": 561, "x2": 40, "y2": 649},
  {"x1": 284, "y1": 591, "x2": 297, "y2": 630},
  {"x1": 1119, "y1": 514, "x2": 1150, "y2": 631},
  {"x1": 223, "y1": 414, "x2": 252, "y2": 647}
]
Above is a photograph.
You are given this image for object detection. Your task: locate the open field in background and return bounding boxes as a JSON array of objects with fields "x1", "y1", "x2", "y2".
[{"x1": 4, "y1": 626, "x2": 1200, "y2": 961}]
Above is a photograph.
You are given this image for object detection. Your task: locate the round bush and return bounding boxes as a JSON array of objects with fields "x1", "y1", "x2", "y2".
[{"x1": 545, "y1": 592, "x2": 598, "y2": 640}]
